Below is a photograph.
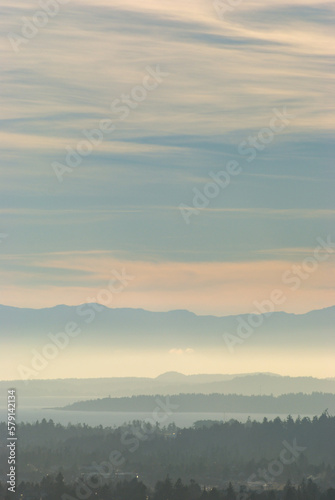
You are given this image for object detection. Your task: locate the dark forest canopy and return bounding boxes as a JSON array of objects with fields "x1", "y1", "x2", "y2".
[
  {"x1": 1, "y1": 413, "x2": 334, "y2": 490},
  {"x1": 1, "y1": 475, "x2": 335, "y2": 500}
]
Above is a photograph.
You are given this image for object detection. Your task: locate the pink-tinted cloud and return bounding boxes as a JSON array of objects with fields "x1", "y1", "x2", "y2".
[{"x1": 1, "y1": 251, "x2": 334, "y2": 315}]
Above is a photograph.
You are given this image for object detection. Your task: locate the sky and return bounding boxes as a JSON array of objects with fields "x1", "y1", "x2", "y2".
[{"x1": 1, "y1": 0, "x2": 335, "y2": 317}]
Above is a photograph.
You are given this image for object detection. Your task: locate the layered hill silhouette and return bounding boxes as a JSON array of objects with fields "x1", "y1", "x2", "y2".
[
  {"x1": 1, "y1": 303, "x2": 334, "y2": 350},
  {"x1": 60, "y1": 392, "x2": 335, "y2": 415},
  {"x1": 1, "y1": 372, "x2": 335, "y2": 400},
  {"x1": 1, "y1": 304, "x2": 333, "y2": 399}
]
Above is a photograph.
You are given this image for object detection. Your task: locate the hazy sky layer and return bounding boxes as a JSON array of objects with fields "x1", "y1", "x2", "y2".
[
  {"x1": 1, "y1": 0, "x2": 334, "y2": 315},
  {"x1": 2, "y1": 345, "x2": 334, "y2": 380}
]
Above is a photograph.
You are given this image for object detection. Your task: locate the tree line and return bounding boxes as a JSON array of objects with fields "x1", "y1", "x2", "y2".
[
  {"x1": 63, "y1": 392, "x2": 335, "y2": 414},
  {"x1": 1, "y1": 474, "x2": 335, "y2": 500},
  {"x1": 0, "y1": 413, "x2": 334, "y2": 489}
]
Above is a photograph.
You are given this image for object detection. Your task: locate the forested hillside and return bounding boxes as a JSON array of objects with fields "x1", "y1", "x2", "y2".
[
  {"x1": 1, "y1": 413, "x2": 334, "y2": 490},
  {"x1": 62, "y1": 392, "x2": 335, "y2": 414}
]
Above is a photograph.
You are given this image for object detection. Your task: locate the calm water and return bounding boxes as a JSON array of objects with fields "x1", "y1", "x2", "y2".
[{"x1": 0, "y1": 397, "x2": 312, "y2": 428}]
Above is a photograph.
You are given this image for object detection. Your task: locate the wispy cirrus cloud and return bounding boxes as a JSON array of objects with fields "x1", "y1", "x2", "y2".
[{"x1": 0, "y1": 0, "x2": 334, "y2": 313}]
